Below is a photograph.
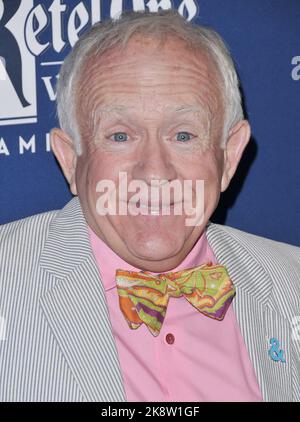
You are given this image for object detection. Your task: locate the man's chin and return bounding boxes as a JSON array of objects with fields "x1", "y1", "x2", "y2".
[{"x1": 125, "y1": 239, "x2": 185, "y2": 271}]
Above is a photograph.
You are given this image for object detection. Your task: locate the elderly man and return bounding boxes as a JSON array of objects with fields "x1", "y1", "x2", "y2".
[{"x1": 0, "y1": 10, "x2": 299, "y2": 402}]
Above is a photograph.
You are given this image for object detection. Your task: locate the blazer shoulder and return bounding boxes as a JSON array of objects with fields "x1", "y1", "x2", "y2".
[
  {"x1": 209, "y1": 222, "x2": 300, "y2": 268},
  {"x1": 0, "y1": 208, "x2": 59, "y2": 261}
]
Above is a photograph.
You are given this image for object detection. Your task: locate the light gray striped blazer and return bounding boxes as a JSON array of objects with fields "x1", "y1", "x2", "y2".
[{"x1": 1, "y1": 197, "x2": 300, "y2": 402}]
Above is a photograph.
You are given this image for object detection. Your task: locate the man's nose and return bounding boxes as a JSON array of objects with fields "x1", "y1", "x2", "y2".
[{"x1": 132, "y1": 136, "x2": 177, "y2": 185}]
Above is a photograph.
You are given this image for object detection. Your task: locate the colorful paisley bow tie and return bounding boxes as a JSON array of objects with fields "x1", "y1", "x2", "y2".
[{"x1": 115, "y1": 262, "x2": 236, "y2": 336}]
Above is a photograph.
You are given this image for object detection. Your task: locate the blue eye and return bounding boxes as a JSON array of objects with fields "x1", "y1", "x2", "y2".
[
  {"x1": 176, "y1": 132, "x2": 193, "y2": 142},
  {"x1": 112, "y1": 132, "x2": 128, "y2": 142}
]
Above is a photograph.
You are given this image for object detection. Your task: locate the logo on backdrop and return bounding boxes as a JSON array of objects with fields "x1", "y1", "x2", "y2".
[
  {"x1": 0, "y1": 0, "x2": 199, "y2": 156},
  {"x1": 291, "y1": 56, "x2": 300, "y2": 81},
  {"x1": 0, "y1": 0, "x2": 36, "y2": 126}
]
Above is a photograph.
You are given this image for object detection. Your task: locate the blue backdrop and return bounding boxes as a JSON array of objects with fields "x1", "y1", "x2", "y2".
[{"x1": 0, "y1": 0, "x2": 299, "y2": 246}]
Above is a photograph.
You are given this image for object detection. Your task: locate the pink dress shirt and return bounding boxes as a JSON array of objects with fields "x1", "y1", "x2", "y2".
[{"x1": 88, "y1": 227, "x2": 263, "y2": 402}]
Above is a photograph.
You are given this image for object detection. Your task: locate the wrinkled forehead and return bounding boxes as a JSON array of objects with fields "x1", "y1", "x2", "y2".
[
  {"x1": 79, "y1": 33, "x2": 220, "y2": 82},
  {"x1": 76, "y1": 34, "x2": 223, "y2": 122}
]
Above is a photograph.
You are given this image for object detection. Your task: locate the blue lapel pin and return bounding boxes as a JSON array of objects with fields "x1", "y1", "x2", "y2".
[{"x1": 268, "y1": 337, "x2": 286, "y2": 363}]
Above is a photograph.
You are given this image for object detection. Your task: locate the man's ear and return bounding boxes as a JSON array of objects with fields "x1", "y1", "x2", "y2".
[
  {"x1": 221, "y1": 120, "x2": 251, "y2": 193},
  {"x1": 50, "y1": 128, "x2": 78, "y2": 195}
]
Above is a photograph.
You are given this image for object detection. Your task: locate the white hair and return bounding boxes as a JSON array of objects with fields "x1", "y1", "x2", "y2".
[{"x1": 56, "y1": 9, "x2": 244, "y2": 155}]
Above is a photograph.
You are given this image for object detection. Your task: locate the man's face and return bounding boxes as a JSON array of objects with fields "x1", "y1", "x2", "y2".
[{"x1": 52, "y1": 35, "x2": 250, "y2": 272}]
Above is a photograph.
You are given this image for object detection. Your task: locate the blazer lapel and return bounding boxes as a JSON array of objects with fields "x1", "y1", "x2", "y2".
[
  {"x1": 39, "y1": 197, "x2": 126, "y2": 402},
  {"x1": 206, "y1": 222, "x2": 294, "y2": 402}
]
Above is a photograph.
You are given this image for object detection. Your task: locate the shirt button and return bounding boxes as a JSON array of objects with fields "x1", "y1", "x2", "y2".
[{"x1": 165, "y1": 333, "x2": 175, "y2": 345}]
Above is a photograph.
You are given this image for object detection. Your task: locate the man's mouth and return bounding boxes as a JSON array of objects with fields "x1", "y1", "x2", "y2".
[{"x1": 129, "y1": 200, "x2": 177, "y2": 215}]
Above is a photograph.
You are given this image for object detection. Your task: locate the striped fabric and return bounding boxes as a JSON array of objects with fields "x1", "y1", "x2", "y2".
[{"x1": 0, "y1": 196, "x2": 299, "y2": 401}]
